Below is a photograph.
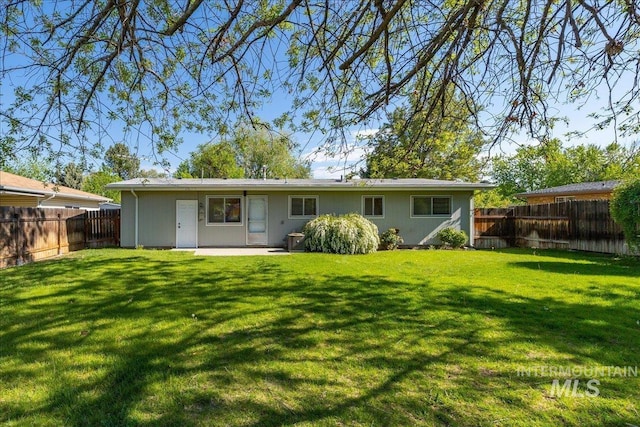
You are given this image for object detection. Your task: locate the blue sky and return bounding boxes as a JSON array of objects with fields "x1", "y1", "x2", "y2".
[
  {"x1": 1, "y1": 55, "x2": 633, "y2": 180},
  {"x1": 1, "y1": 3, "x2": 637, "y2": 180}
]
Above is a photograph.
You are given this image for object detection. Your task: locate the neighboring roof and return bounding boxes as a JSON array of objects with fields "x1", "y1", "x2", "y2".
[
  {"x1": 0, "y1": 171, "x2": 111, "y2": 202},
  {"x1": 99, "y1": 202, "x2": 122, "y2": 210},
  {"x1": 515, "y1": 180, "x2": 621, "y2": 198},
  {"x1": 106, "y1": 177, "x2": 495, "y2": 192}
]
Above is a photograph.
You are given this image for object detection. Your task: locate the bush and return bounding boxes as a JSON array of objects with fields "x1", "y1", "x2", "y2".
[
  {"x1": 303, "y1": 213, "x2": 379, "y2": 254},
  {"x1": 437, "y1": 227, "x2": 468, "y2": 248},
  {"x1": 610, "y1": 179, "x2": 640, "y2": 253},
  {"x1": 380, "y1": 228, "x2": 404, "y2": 250}
]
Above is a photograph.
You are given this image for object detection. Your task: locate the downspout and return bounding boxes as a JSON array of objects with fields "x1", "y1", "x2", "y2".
[
  {"x1": 39, "y1": 193, "x2": 56, "y2": 207},
  {"x1": 130, "y1": 189, "x2": 139, "y2": 248}
]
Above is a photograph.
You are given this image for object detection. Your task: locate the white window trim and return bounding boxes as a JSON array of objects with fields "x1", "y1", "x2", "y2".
[
  {"x1": 206, "y1": 195, "x2": 244, "y2": 226},
  {"x1": 361, "y1": 195, "x2": 385, "y2": 218},
  {"x1": 410, "y1": 195, "x2": 452, "y2": 218},
  {"x1": 288, "y1": 195, "x2": 319, "y2": 219},
  {"x1": 555, "y1": 196, "x2": 576, "y2": 203}
]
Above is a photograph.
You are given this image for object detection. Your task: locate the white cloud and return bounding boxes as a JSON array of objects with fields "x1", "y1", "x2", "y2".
[
  {"x1": 352, "y1": 128, "x2": 379, "y2": 139},
  {"x1": 302, "y1": 127, "x2": 379, "y2": 179}
]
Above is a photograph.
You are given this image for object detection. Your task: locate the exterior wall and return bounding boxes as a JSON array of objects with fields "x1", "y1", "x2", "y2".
[
  {"x1": 0, "y1": 194, "x2": 101, "y2": 209},
  {"x1": 39, "y1": 196, "x2": 102, "y2": 210},
  {"x1": 120, "y1": 191, "x2": 137, "y2": 248},
  {"x1": 525, "y1": 192, "x2": 612, "y2": 205},
  {"x1": 122, "y1": 189, "x2": 474, "y2": 248},
  {"x1": 0, "y1": 195, "x2": 38, "y2": 207}
]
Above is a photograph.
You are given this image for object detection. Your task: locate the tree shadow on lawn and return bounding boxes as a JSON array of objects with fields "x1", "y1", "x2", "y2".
[
  {"x1": 510, "y1": 259, "x2": 640, "y2": 278},
  {"x1": 496, "y1": 248, "x2": 640, "y2": 278},
  {"x1": 1, "y1": 254, "x2": 639, "y2": 426}
]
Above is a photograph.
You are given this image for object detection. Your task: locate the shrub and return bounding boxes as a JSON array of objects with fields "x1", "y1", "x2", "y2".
[
  {"x1": 380, "y1": 228, "x2": 404, "y2": 250},
  {"x1": 303, "y1": 213, "x2": 379, "y2": 254},
  {"x1": 610, "y1": 179, "x2": 640, "y2": 253},
  {"x1": 437, "y1": 227, "x2": 468, "y2": 248}
]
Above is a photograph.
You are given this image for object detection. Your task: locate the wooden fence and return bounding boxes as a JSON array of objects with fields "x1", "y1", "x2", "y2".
[
  {"x1": 474, "y1": 200, "x2": 631, "y2": 255},
  {"x1": 0, "y1": 208, "x2": 120, "y2": 268}
]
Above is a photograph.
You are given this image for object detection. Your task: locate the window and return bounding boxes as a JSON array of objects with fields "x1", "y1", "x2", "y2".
[
  {"x1": 411, "y1": 196, "x2": 451, "y2": 216},
  {"x1": 555, "y1": 196, "x2": 576, "y2": 203},
  {"x1": 207, "y1": 196, "x2": 242, "y2": 225},
  {"x1": 362, "y1": 196, "x2": 384, "y2": 217},
  {"x1": 289, "y1": 196, "x2": 318, "y2": 218}
]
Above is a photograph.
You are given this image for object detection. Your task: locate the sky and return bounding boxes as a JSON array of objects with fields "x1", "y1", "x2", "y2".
[
  {"x1": 2, "y1": 51, "x2": 633, "y2": 180},
  {"x1": 1, "y1": 3, "x2": 638, "y2": 180}
]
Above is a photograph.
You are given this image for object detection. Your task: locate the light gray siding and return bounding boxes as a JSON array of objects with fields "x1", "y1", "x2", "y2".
[
  {"x1": 120, "y1": 189, "x2": 474, "y2": 248},
  {"x1": 120, "y1": 192, "x2": 136, "y2": 248}
]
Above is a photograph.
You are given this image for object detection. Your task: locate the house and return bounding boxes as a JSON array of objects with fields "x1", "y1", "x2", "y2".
[
  {"x1": 106, "y1": 178, "x2": 494, "y2": 248},
  {"x1": 515, "y1": 180, "x2": 621, "y2": 205},
  {"x1": 0, "y1": 171, "x2": 111, "y2": 210}
]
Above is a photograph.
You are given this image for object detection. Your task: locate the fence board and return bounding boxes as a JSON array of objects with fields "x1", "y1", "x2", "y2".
[
  {"x1": 474, "y1": 200, "x2": 631, "y2": 255},
  {"x1": 0, "y1": 207, "x2": 120, "y2": 268}
]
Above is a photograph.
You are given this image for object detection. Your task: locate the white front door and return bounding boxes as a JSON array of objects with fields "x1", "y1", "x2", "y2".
[
  {"x1": 247, "y1": 196, "x2": 268, "y2": 245},
  {"x1": 176, "y1": 200, "x2": 198, "y2": 248}
]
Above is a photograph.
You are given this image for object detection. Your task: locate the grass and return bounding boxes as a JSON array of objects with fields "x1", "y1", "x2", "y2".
[{"x1": 1, "y1": 248, "x2": 639, "y2": 426}]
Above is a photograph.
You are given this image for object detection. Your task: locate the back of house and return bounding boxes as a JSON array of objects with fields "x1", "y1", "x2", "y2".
[{"x1": 106, "y1": 178, "x2": 494, "y2": 248}]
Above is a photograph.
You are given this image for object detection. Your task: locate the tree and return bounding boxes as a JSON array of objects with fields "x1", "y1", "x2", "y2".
[
  {"x1": 55, "y1": 162, "x2": 84, "y2": 189},
  {"x1": 81, "y1": 167, "x2": 121, "y2": 203},
  {"x1": 175, "y1": 127, "x2": 309, "y2": 179},
  {"x1": 2, "y1": 2, "x2": 640, "y2": 159},
  {"x1": 610, "y1": 179, "x2": 640, "y2": 253},
  {"x1": 175, "y1": 142, "x2": 244, "y2": 179},
  {"x1": 4, "y1": 157, "x2": 53, "y2": 182},
  {"x1": 361, "y1": 103, "x2": 486, "y2": 181},
  {"x1": 138, "y1": 169, "x2": 167, "y2": 179},
  {"x1": 491, "y1": 140, "x2": 640, "y2": 198},
  {"x1": 474, "y1": 189, "x2": 522, "y2": 209},
  {"x1": 232, "y1": 127, "x2": 310, "y2": 179},
  {"x1": 104, "y1": 143, "x2": 140, "y2": 180}
]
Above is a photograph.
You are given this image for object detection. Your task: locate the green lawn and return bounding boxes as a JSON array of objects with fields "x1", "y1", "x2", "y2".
[{"x1": 1, "y1": 249, "x2": 639, "y2": 426}]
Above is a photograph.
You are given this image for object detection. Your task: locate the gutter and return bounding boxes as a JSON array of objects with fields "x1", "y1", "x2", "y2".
[
  {"x1": 39, "y1": 192, "x2": 56, "y2": 207},
  {"x1": 0, "y1": 185, "x2": 109, "y2": 202},
  {"x1": 131, "y1": 189, "x2": 139, "y2": 247}
]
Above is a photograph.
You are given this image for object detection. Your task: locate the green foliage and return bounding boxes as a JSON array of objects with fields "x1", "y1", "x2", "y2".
[
  {"x1": 175, "y1": 127, "x2": 309, "y2": 179},
  {"x1": 362, "y1": 103, "x2": 486, "y2": 181},
  {"x1": 4, "y1": 156, "x2": 54, "y2": 182},
  {"x1": 233, "y1": 126, "x2": 310, "y2": 179},
  {"x1": 437, "y1": 227, "x2": 468, "y2": 248},
  {"x1": 492, "y1": 140, "x2": 640, "y2": 197},
  {"x1": 175, "y1": 142, "x2": 244, "y2": 179},
  {"x1": 104, "y1": 143, "x2": 140, "y2": 180},
  {"x1": 610, "y1": 179, "x2": 640, "y2": 252},
  {"x1": 303, "y1": 213, "x2": 379, "y2": 254},
  {"x1": 137, "y1": 169, "x2": 167, "y2": 178},
  {"x1": 473, "y1": 189, "x2": 522, "y2": 208},
  {"x1": 56, "y1": 162, "x2": 85, "y2": 189},
  {"x1": 81, "y1": 167, "x2": 121, "y2": 203},
  {"x1": 6, "y1": 1, "x2": 640, "y2": 167},
  {"x1": 380, "y1": 228, "x2": 404, "y2": 250}
]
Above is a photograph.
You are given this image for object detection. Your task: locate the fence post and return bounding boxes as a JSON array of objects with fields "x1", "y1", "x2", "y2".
[
  {"x1": 13, "y1": 212, "x2": 21, "y2": 266},
  {"x1": 57, "y1": 213, "x2": 62, "y2": 255},
  {"x1": 84, "y1": 211, "x2": 89, "y2": 249}
]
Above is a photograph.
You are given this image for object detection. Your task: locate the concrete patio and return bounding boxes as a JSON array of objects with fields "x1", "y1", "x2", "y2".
[{"x1": 173, "y1": 247, "x2": 291, "y2": 256}]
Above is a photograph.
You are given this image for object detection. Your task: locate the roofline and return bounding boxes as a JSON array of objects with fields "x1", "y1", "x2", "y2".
[
  {"x1": 515, "y1": 187, "x2": 615, "y2": 198},
  {"x1": 0, "y1": 189, "x2": 46, "y2": 197},
  {"x1": 106, "y1": 181, "x2": 495, "y2": 192},
  {"x1": 0, "y1": 185, "x2": 111, "y2": 202}
]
